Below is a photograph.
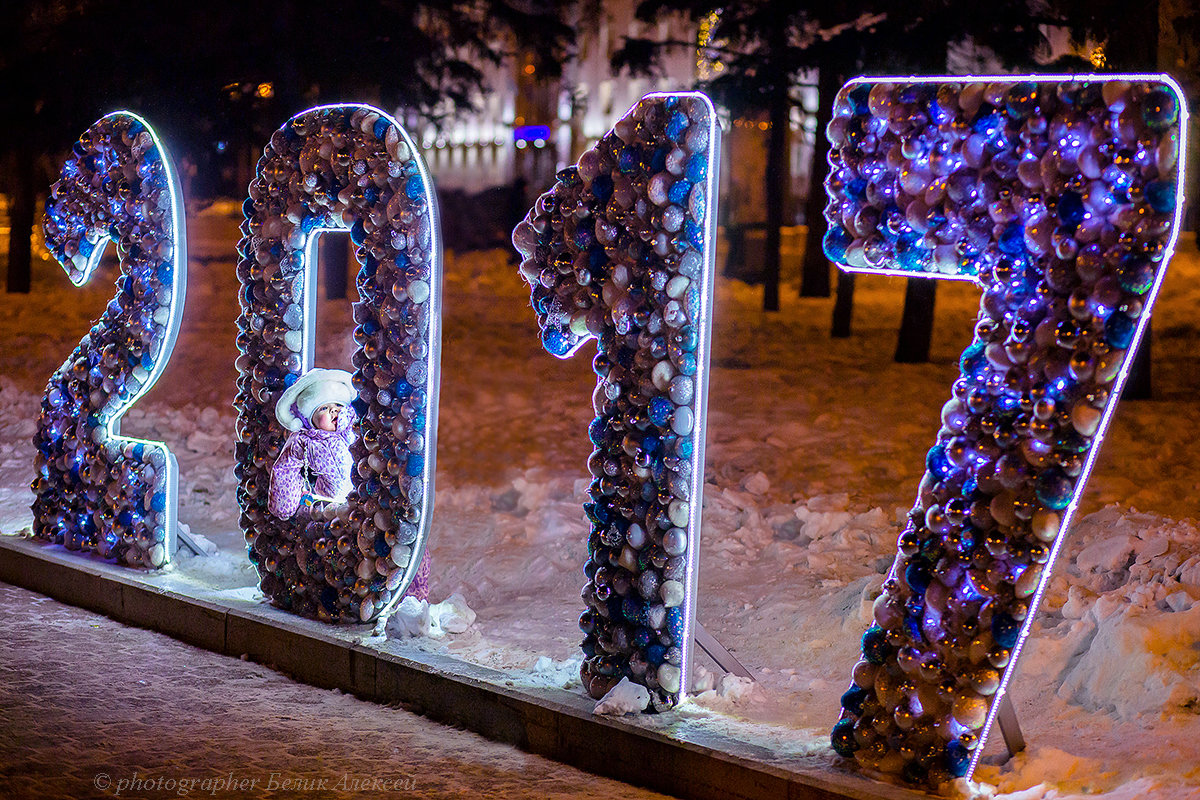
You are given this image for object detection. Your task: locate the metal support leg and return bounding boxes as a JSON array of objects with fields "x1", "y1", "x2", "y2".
[
  {"x1": 996, "y1": 691, "x2": 1026, "y2": 758},
  {"x1": 694, "y1": 622, "x2": 754, "y2": 680},
  {"x1": 173, "y1": 527, "x2": 210, "y2": 557}
]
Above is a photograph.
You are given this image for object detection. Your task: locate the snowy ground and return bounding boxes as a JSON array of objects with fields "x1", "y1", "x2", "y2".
[
  {"x1": 3, "y1": 203, "x2": 1200, "y2": 798},
  {"x1": 0, "y1": 582, "x2": 671, "y2": 799}
]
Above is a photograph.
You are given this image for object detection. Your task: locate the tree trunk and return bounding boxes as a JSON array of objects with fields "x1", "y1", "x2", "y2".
[
  {"x1": 761, "y1": 64, "x2": 790, "y2": 312},
  {"x1": 894, "y1": 278, "x2": 937, "y2": 363},
  {"x1": 831, "y1": 270, "x2": 855, "y2": 338},
  {"x1": 801, "y1": 66, "x2": 838, "y2": 298},
  {"x1": 6, "y1": 146, "x2": 35, "y2": 294},
  {"x1": 1123, "y1": 323, "x2": 1152, "y2": 400},
  {"x1": 322, "y1": 234, "x2": 350, "y2": 300}
]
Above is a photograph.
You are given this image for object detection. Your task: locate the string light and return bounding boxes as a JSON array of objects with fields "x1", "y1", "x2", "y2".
[{"x1": 697, "y1": 10, "x2": 725, "y2": 79}]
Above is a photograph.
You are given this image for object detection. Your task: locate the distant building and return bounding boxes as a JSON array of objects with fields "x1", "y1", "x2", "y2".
[
  {"x1": 416, "y1": 1, "x2": 818, "y2": 231},
  {"x1": 417, "y1": 4, "x2": 697, "y2": 195}
]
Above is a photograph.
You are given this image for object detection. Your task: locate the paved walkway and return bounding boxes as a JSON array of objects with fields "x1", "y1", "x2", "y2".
[{"x1": 0, "y1": 582, "x2": 671, "y2": 799}]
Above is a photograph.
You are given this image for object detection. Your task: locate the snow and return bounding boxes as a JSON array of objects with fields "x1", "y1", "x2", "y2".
[
  {"x1": 594, "y1": 677, "x2": 651, "y2": 716},
  {"x1": 0, "y1": 582, "x2": 670, "y2": 800},
  {"x1": 385, "y1": 593, "x2": 478, "y2": 639},
  {"x1": 4, "y1": 206, "x2": 1200, "y2": 797}
]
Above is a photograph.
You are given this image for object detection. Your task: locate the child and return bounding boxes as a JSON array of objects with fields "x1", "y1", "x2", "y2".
[
  {"x1": 268, "y1": 367, "x2": 432, "y2": 604},
  {"x1": 269, "y1": 368, "x2": 356, "y2": 519}
]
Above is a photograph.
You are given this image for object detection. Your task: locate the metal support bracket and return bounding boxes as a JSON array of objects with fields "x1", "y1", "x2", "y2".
[
  {"x1": 694, "y1": 622, "x2": 754, "y2": 680},
  {"x1": 173, "y1": 527, "x2": 210, "y2": 557},
  {"x1": 996, "y1": 691, "x2": 1026, "y2": 758}
]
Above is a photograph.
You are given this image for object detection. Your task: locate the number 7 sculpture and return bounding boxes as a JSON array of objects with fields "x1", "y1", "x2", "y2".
[{"x1": 825, "y1": 75, "x2": 1187, "y2": 786}]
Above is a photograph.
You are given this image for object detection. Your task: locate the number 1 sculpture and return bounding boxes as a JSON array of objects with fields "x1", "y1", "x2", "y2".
[{"x1": 513, "y1": 92, "x2": 721, "y2": 709}]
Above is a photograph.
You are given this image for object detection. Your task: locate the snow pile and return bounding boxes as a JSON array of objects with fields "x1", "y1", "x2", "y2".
[
  {"x1": 1017, "y1": 506, "x2": 1200, "y2": 719},
  {"x1": 525, "y1": 655, "x2": 584, "y2": 691},
  {"x1": 1054, "y1": 600, "x2": 1200, "y2": 717},
  {"x1": 972, "y1": 747, "x2": 1133, "y2": 799},
  {"x1": 593, "y1": 678, "x2": 650, "y2": 716},
  {"x1": 386, "y1": 592, "x2": 478, "y2": 639},
  {"x1": 688, "y1": 673, "x2": 763, "y2": 715}
]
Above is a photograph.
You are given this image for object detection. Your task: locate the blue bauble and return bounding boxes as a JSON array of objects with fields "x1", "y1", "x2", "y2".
[
  {"x1": 831, "y1": 718, "x2": 859, "y2": 756},
  {"x1": 405, "y1": 174, "x2": 424, "y2": 199},
  {"x1": 823, "y1": 226, "x2": 853, "y2": 262},
  {"x1": 1058, "y1": 191, "x2": 1085, "y2": 226},
  {"x1": 1145, "y1": 180, "x2": 1176, "y2": 214},
  {"x1": 668, "y1": 179, "x2": 692, "y2": 205},
  {"x1": 406, "y1": 452, "x2": 424, "y2": 477},
  {"x1": 617, "y1": 146, "x2": 639, "y2": 174},
  {"x1": 1005, "y1": 81, "x2": 1038, "y2": 119},
  {"x1": 666, "y1": 606, "x2": 685, "y2": 642},
  {"x1": 904, "y1": 559, "x2": 931, "y2": 596},
  {"x1": 1117, "y1": 256, "x2": 1155, "y2": 295},
  {"x1": 840, "y1": 684, "x2": 869, "y2": 716},
  {"x1": 925, "y1": 444, "x2": 953, "y2": 480},
  {"x1": 998, "y1": 222, "x2": 1025, "y2": 256},
  {"x1": 591, "y1": 174, "x2": 613, "y2": 202},
  {"x1": 945, "y1": 741, "x2": 971, "y2": 777},
  {"x1": 992, "y1": 612, "x2": 1021, "y2": 649},
  {"x1": 959, "y1": 341, "x2": 987, "y2": 378},
  {"x1": 847, "y1": 84, "x2": 871, "y2": 115},
  {"x1": 862, "y1": 625, "x2": 890, "y2": 664},
  {"x1": 895, "y1": 234, "x2": 930, "y2": 271},
  {"x1": 1142, "y1": 88, "x2": 1179, "y2": 130},
  {"x1": 1036, "y1": 467, "x2": 1074, "y2": 510},
  {"x1": 648, "y1": 396, "x2": 673, "y2": 428},
  {"x1": 667, "y1": 111, "x2": 689, "y2": 142},
  {"x1": 540, "y1": 325, "x2": 574, "y2": 357},
  {"x1": 1104, "y1": 311, "x2": 1136, "y2": 350}
]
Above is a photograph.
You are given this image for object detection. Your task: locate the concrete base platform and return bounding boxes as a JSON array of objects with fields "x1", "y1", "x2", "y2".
[{"x1": 0, "y1": 534, "x2": 926, "y2": 800}]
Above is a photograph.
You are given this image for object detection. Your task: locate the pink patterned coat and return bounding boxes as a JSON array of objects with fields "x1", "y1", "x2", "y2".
[{"x1": 268, "y1": 407, "x2": 356, "y2": 519}]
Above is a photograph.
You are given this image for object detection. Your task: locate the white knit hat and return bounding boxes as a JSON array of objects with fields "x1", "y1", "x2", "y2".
[{"x1": 275, "y1": 368, "x2": 356, "y2": 432}]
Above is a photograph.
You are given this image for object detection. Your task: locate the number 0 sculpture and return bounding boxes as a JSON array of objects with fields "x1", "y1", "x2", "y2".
[
  {"x1": 236, "y1": 105, "x2": 441, "y2": 623},
  {"x1": 825, "y1": 76, "x2": 1187, "y2": 785}
]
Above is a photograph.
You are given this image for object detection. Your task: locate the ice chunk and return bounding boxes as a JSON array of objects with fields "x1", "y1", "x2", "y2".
[
  {"x1": 742, "y1": 471, "x2": 770, "y2": 495},
  {"x1": 432, "y1": 592, "x2": 477, "y2": 633},
  {"x1": 386, "y1": 596, "x2": 431, "y2": 638},
  {"x1": 593, "y1": 677, "x2": 650, "y2": 716}
]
